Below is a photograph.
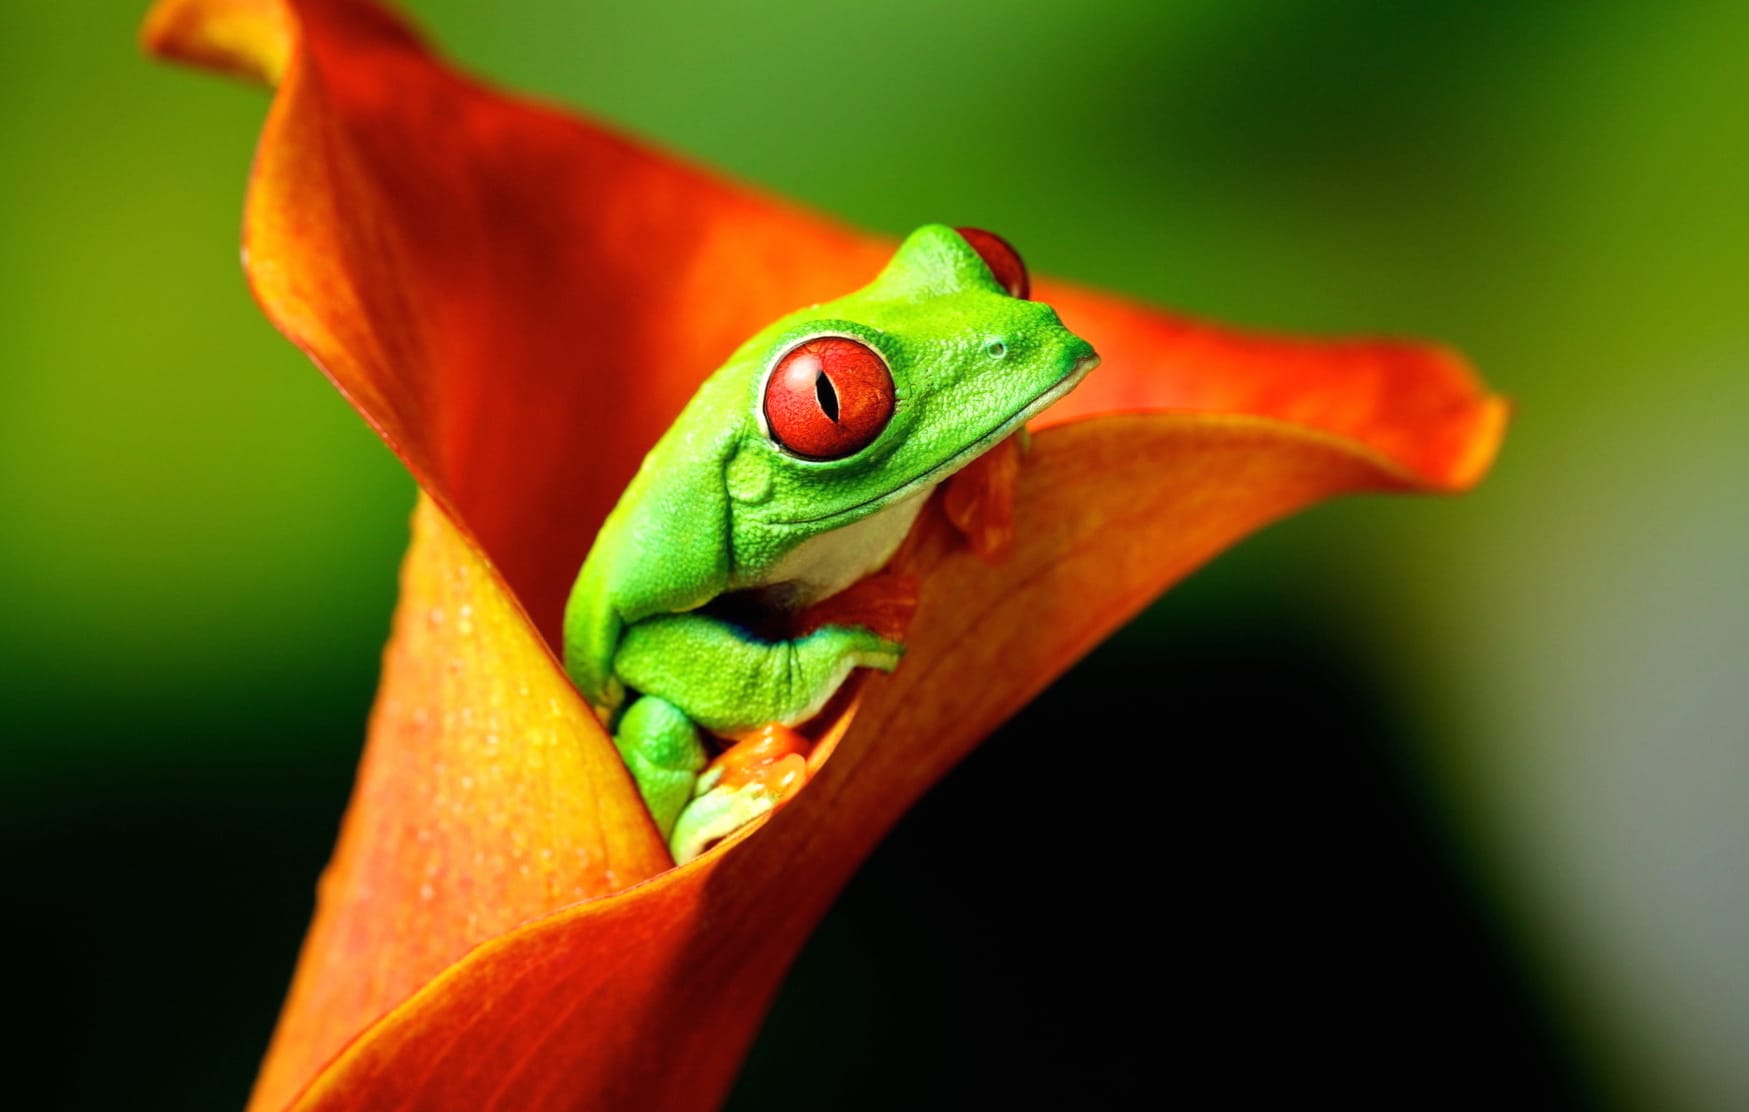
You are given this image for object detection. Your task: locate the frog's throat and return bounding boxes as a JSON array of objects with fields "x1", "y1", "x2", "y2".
[{"x1": 767, "y1": 353, "x2": 1099, "y2": 528}]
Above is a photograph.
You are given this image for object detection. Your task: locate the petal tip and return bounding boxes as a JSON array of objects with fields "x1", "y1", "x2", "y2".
[
  {"x1": 141, "y1": 0, "x2": 291, "y2": 86},
  {"x1": 1416, "y1": 342, "x2": 1511, "y2": 493},
  {"x1": 1444, "y1": 389, "x2": 1512, "y2": 493}
]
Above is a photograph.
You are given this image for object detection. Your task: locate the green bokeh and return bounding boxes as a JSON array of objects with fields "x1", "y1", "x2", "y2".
[{"x1": 4, "y1": 1, "x2": 1746, "y2": 1108}]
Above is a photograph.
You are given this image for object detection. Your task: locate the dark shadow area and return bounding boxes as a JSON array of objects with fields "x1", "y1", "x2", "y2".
[
  {"x1": 730, "y1": 599, "x2": 1594, "y2": 1110},
  {"x1": 1, "y1": 696, "x2": 363, "y2": 1110}
]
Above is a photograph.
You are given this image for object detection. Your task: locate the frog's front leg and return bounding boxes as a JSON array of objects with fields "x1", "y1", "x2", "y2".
[
  {"x1": 612, "y1": 694, "x2": 709, "y2": 841},
  {"x1": 613, "y1": 611, "x2": 902, "y2": 857},
  {"x1": 614, "y1": 612, "x2": 902, "y2": 735}
]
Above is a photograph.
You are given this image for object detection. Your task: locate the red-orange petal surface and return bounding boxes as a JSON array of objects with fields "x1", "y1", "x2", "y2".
[
  {"x1": 143, "y1": 1, "x2": 1507, "y2": 1110},
  {"x1": 1036, "y1": 285, "x2": 1507, "y2": 490},
  {"x1": 286, "y1": 416, "x2": 1454, "y2": 1112},
  {"x1": 943, "y1": 433, "x2": 1025, "y2": 560},
  {"x1": 254, "y1": 496, "x2": 672, "y2": 1109}
]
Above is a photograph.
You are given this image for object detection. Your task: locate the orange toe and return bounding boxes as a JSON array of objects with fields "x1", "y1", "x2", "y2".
[{"x1": 712, "y1": 724, "x2": 812, "y2": 795}]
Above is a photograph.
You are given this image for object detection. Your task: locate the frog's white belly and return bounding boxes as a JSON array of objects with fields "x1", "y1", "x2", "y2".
[{"x1": 751, "y1": 488, "x2": 931, "y2": 609}]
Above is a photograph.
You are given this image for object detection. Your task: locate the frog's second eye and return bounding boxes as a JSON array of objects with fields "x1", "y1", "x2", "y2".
[
  {"x1": 954, "y1": 226, "x2": 1031, "y2": 299},
  {"x1": 764, "y1": 336, "x2": 896, "y2": 460}
]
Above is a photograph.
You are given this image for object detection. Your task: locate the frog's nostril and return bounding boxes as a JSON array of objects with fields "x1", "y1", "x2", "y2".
[{"x1": 985, "y1": 338, "x2": 1008, "y2": 359}]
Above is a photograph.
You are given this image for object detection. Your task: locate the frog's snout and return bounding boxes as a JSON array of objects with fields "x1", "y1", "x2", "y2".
[
  {"x1": 1040, "y1": 344, "x2": 1098, "y2": 407},
  {"x1": 1064, "y1": 338, "x2": 1100, "y2": 383}
]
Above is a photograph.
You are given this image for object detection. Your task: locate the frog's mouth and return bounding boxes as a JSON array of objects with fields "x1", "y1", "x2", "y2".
[{"x1": 771, "y1": 352, "x2": 1100, "y2": 527}]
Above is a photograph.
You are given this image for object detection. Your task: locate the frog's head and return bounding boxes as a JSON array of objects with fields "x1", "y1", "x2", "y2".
[{"x1": 725, "y1": 224, "x2": 1098, "y2": 549}]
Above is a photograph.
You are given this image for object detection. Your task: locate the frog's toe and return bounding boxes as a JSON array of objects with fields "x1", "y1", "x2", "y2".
[{"x1": 670, "y1": 751, "x2": 807, "y2": 864}]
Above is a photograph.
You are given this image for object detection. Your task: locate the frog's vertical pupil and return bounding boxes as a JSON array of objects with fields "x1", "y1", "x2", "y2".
[{"x1": 815, "y1": 370, "x2": 840, "y2": 422}]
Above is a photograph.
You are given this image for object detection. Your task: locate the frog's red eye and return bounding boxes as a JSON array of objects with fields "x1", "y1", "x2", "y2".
[
  {"x1": 954, "y1": 226, "x2": 1031, "y2": 299},
  {"x1": 763, "y1": 336, "x2": 896, "y2": 460}
]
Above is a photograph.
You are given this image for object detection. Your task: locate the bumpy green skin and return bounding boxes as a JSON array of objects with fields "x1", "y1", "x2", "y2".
[{"x1": 563, "y1": 224, "x2": 1097, "y2": 847}]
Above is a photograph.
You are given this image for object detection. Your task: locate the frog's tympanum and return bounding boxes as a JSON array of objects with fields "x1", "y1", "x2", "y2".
[{"x1": 564, "y1": 225, "x2": 1098, "y2": 861}]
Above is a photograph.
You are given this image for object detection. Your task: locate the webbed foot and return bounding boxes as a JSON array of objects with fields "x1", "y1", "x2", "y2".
[{"x1": 670, "y1": 724, "x2": 810, "y2": 863}]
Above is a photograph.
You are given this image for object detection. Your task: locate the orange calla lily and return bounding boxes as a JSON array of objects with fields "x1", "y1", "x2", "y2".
[{"x1": 143, "y1": 0, "x2": 1507, "y2": 1109}]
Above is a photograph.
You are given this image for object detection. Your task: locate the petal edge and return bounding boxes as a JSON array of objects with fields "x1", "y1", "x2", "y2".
[
  {"x1": 250, "y1": 496, "x2": 671, "y2": 1112},
  {"x1": 142, "y1": 0, "x2": 292, "y2": 85}
]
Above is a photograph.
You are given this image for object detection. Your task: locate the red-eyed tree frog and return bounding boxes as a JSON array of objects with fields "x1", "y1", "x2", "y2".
[{"x1": 564, "y1": 224, "x2": 1098, "y2": 861}]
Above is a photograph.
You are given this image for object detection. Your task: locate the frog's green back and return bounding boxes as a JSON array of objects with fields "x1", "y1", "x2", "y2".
[{"x1": 562, "y1": 402, "x2": 740, "y2": 719}]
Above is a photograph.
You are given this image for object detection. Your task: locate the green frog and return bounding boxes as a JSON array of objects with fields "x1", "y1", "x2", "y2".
[{"x1": 564, "y1": 224, "x2": 1098, "y2": 861}]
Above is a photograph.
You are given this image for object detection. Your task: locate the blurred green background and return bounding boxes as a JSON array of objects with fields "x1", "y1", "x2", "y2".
[{"x1": 3, "y1": 1, "x2": 1745, "y2": 1107}]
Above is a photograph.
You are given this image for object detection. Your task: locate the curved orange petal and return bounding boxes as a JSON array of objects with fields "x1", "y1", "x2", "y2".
[
  {"x1": 1037, "y1": 284, "x2": 1507, "y2": 491},
  {"x1": 283, "y1": 414, "x2": 1475, "y2": 1111},
  {"x1": 253, "y1": 496, "x2": 672, "y2": 1110}
]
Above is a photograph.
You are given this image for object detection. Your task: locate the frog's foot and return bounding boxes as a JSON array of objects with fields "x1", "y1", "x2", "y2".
[
  {"x1": 669, "y1": 725, "x2": 810, "y2": 864},
  {"x1": 614, "y1": 695, "x2": 709, "y2": 841}
]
